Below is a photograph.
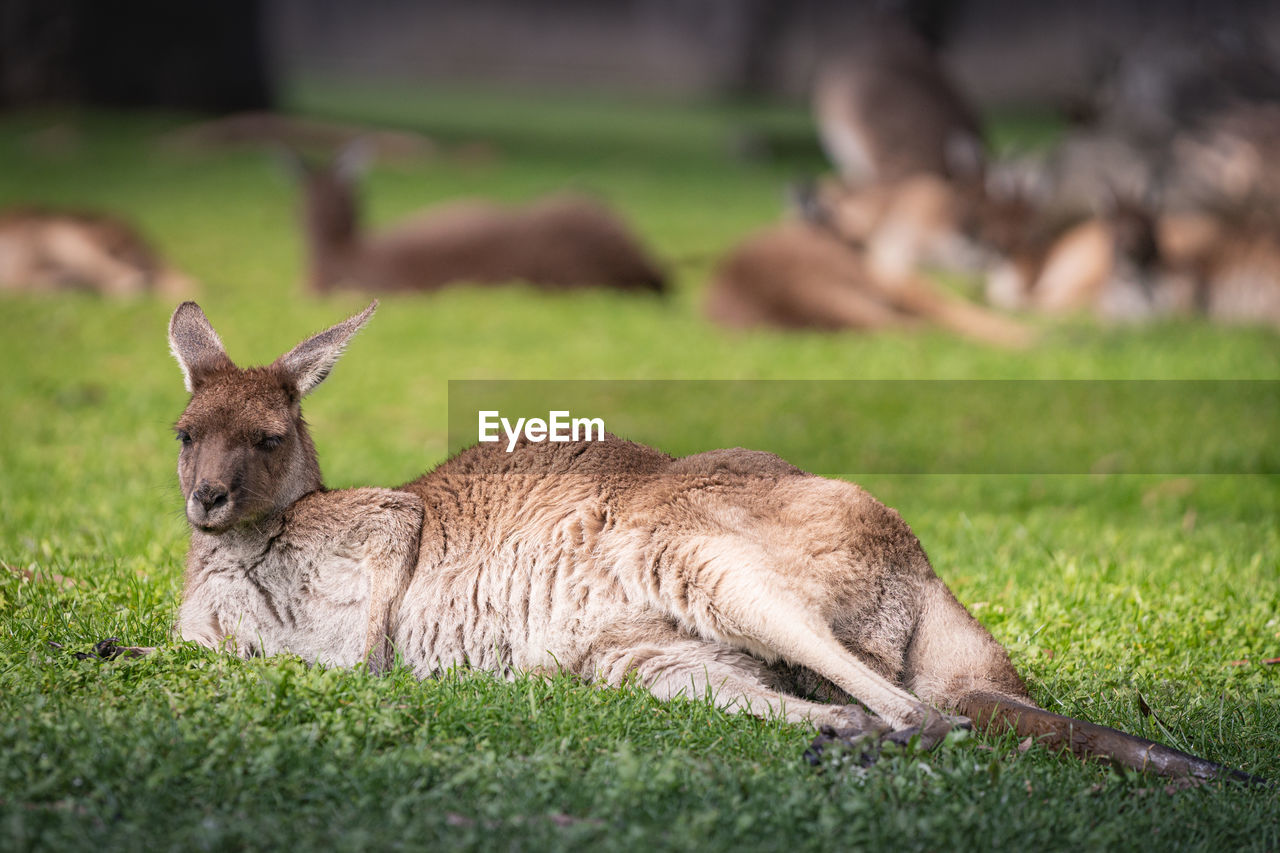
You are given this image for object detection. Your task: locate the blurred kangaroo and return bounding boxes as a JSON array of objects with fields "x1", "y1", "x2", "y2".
[
  {"x1": 0, "y1": 207, "x2": 194, "y2": 297},
  {"x1": 155, "y1": 301, "x2": 1259, "y2": 782},
  {"x1": 1158, "y1": 211, "x2": 1280, "y2": 329},
  {"x1": 798, "y1": 173, "x2": 994, "y2": 280},
  {"x1": 705, "y1": 220, "x2": 1033, "y2": 348},
  {"x1": 714, "y1": 176, "x2": 1033, "y2": 346},
  {"x1": 1168, "y1": 102, "x2": 1280, "y2": 214},
  {"x1": 983, "y1": 200, "x2": 1190, "y2": 321},
  {"x1": 794, "y1": 171, "x2": 1181, "y2": 323},
  {"x1": 812, "y1": 16, "x2": 984, "y2": 186},
  {"x1": 291, "y1": 145, "x2": 665, "y2": 295}
]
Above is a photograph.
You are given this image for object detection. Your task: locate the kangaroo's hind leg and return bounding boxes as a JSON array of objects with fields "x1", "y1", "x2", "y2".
[
  {"x1": 903, "y1": 576, "x2": 1038, "y2": 713},
  {"x1": 593, "y1": 619, "x2": 889, "y2": 733},
  {"x1": 648, "y1": 532, "x2": 968, "y2": 745}
]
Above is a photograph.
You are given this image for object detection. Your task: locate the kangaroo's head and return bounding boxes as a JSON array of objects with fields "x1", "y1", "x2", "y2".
[
  {"x1": 167, "y1": 301, "x2": 376, "y2": 534},
  {"x1": 287, "y1": 143, "x2": 372, "y2": 291}
]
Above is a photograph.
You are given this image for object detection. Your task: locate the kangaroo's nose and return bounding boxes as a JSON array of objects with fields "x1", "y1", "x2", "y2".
[{"x1": 193, "y1": 480, "x2": 229, "y2": 512}]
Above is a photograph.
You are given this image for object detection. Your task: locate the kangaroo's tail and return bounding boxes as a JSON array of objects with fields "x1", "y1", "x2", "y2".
[
  {"x1": 957, "y1": 692, "x2": 1269, "y2": 786},
  {"x1": 906, "y1": 577, "x2": 1267, "y2": 785}
]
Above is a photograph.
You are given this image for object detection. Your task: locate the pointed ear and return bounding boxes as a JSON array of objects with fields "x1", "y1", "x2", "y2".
[
  {"x1": 276, "y1": 301, "x2": 377, "y2": 397},
  {"x1": 169, "y1": 302, "x2": 232, "y2": 392}
]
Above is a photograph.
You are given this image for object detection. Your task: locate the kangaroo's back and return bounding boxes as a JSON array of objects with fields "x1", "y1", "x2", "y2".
[
  {"x1": 370, "y1": 195, "x2": 666, "y2": 294},
  {"x1": 706, "y1": 222, "x2": 907, "y2": 331},
  {"x1": 294, "y1": 147, "x2": 666, "y2": 294}
]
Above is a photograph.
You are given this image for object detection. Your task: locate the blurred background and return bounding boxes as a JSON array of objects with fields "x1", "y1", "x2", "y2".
[
  {"x1": 1, "y1": 0, "x2": 1278, "y2": 484},
  {"x1": 4, "y1": 0, "x2": 1279, "y2": 110}
]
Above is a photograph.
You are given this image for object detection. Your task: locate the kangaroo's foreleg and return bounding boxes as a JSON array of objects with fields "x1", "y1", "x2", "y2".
[
  {"x1": 61, "y1": 639, "x2": 158, "y2": 661},
  {"x1": 352, "y1": 490, "x2": 424, "y2": 674}
]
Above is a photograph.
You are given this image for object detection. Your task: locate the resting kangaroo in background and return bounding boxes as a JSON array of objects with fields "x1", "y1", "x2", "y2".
[
  {"x1": 712, "y1": 177, "x2": 1032, "y2": 347},
  {"x1": 705, "y1": 221, "x2": 1033, "y2": 348},
  {"x1": 291, "y1": 146, "x2": 665, "y2": 295},
  {"x1": 0, "y1": 207, "x2": 194, "y2": 297},
  {"x1": 983, "y1": 201, "x2": 1182, "y2": 321},
  {"x1": 159, "y1": 301, "x2": 1259, "y2": 783},
  {"x1": 1156, "y1": 211, "x2": 1280, "y2": 330}
]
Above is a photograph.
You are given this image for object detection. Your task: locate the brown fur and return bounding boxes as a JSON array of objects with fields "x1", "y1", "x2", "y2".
[
  {"x1": 795, "y1": 174, "x2": 1193, "y2": 325},
  {"x1": 1169, "y1": 102, "x2": 1280, "y2": 213},
  {"x1": 813, "y1": 18, "x2": 984, "y2": 186},
  {"x1": 804, "y1": 174, "x2": 993, "y2": 277},
  {"x1": 0, "y1": 207, "x2": 194, "y2": 297},
  {"x1": 294, "y1": 151, "x2": 665, "y2": 295},
  {"x1": 157, "y1": 302, "x2": 1258, "y2": 782},
  {"x1": 707, "y1": 189, "x2": 1033, "y2": 347},
  {"x1": 1157, "y1": 212, "x2": 1280, "y2": 328},
  {"x1": 988, "y1": 203, "x2": 1280, "y2": 327},
  {"x1": 705, "y1": 223, "x2": 913, "y2": 332}
]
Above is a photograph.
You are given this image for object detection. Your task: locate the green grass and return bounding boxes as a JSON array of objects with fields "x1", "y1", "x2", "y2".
[{"x1": 1, "y1": 87, "x2": 1278, "y2": 851}]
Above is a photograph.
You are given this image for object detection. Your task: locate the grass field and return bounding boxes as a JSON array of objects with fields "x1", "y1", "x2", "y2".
[{"x1": 0, "y1": 85, "x2": 1277, "y2": 851}]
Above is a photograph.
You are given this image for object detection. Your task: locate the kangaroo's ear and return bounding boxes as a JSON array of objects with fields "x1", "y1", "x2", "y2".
[
  {"x1": 276, "y1": 301, "x2": 377, "y2": 398},
  {"x1": 169, "y1": 302, "x2": 232, "y2": 392}
]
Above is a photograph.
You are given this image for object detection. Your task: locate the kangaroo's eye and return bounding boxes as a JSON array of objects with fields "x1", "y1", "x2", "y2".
[
  {"x1": 257, "y1": 435, "x2": 284, "y2": 452},
  {"x1": 176, "y1": 430, "x2": 192, "y2": 447}
]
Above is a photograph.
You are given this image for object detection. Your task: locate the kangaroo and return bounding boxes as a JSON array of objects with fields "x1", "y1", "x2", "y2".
[
  {"x1": 156, "y1": 301, "x2": 1258, "y2": 782},
  {"x1": 0, "y1": 207, "x2": 194, "y2": 297},
  {"x1": 982, "y1": 198, "x2": 1215, "y2": 324},
  {"x1": 797, "y1": 173, "x2": 994, "y2": 280},
  {"x1": 292, "y1": 147, "x2": 665, "y2": 295},
  {"x1": 794, "y1": 172, "x2": 1184, "y2": 325},
  {"x1": 812, "y1": 17, "x2": 985, "y2": 186},
  {"x1": 1157, "y1": 211, "x2": 1280, "y2": 329},
  {"x1": 1173, "y1": 103, "x2": 1280, "y2": 212},
  {"x1": 705, "y1": 220, "x2": 1033, "y2": 348}
]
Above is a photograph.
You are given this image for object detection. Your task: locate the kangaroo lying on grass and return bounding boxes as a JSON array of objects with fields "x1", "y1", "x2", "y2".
[
  {"x1": 148, "y1": 301, "x2": 1257, "y2": 782},
  {"x1": 292, "y1": 146, "x2": 666, "y2": 295},
  {"x1": 705, "y1": 220, "x2": 1033, "y2": 348},
  {"x1": 0, "y1": 207, "x2": 194, "y2": 297}
]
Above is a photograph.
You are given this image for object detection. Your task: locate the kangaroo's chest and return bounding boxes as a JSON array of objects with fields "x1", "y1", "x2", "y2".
[
  {"x1": 183, "y1": 538, "x2": 372, "y2": 667},
  {"x1": 393, "y1": 500, "x2": 645, "y2": 678}
]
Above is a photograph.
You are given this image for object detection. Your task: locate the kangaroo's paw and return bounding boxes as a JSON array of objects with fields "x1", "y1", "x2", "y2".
[
  {"x1": 883, "y1": 711, "x2": 972, "y2": 750},
  {"x1": 72, "y1": 638, "x2": 156, "y2": 661},
  {"x1": 806, "y1": 709, "x2": 971, "y2": 768},
  {"x1": 804, "y1": 725, "x2": 883, "y2": 769},
  {"x1": 804, "y1": 704, "x2": 894, "y2": 768}
]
